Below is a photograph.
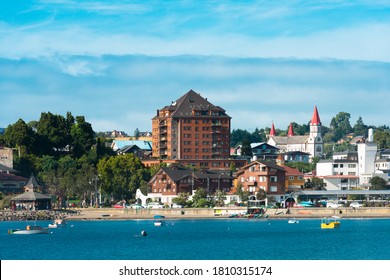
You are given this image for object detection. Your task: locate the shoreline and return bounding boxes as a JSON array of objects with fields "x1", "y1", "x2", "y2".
[
  {"x1": 65, "y1": 206, "x2": 390, "y2": 221},
  {"x1": 2, "y1": 207, "x2": 390, "y2": 221}
]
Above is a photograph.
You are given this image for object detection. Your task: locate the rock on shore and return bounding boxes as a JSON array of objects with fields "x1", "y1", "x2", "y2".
[{"x1": 0, "y1": 210, "x2": 78, "y2": 221}]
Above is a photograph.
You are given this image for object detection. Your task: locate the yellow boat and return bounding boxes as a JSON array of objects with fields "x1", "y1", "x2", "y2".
[{"x1": 321, "y1": 216, "x2": 341, "y2": 229}]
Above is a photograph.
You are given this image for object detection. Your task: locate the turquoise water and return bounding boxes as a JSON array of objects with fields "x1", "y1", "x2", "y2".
[{"x1": 1, "y1": 218, "x2": 390, "y2": 260}]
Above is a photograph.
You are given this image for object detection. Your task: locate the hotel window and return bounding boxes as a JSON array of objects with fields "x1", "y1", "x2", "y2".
[
  {"x1": 298, "y1": 176, "x2": 303, "y2": 180},
  {"x1": 258, "y1": 176, "x2": 266, "y2": 182},
  {"x1": 270, "y1": 186, "x2": 278, "y2": 192},
  {"x1": 289, "y1": 176, "x2": 295, "y2": 180},
  {"x1": 270, "y1": 176, "x2": 277, "y2": 182}
]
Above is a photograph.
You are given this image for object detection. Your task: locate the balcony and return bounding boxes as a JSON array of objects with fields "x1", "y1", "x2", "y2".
[{"x1": 159, "y1": 120, "x2": 167, "y2": 127}]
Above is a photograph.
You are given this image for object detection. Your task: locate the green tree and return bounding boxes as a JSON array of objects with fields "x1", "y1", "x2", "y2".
[
  {"x1": 256, "y1": 189, "x2": 267, "y2": 200},
  {"x1": 14, "y1": 155, "x2": 38, "y2": 177},
  {"x1": 288, "y1": 122, "x2": 309, "y2": 135},
  {"x1": 97, "y1": 154, "x2": 150, "y2": 200},
  {"x1": 373, "y1": 129, "x2": 390, "y2": 150},
  {"x1": 285, "y1": 161, "x2": 314, "y2": 173},
  {"x1": 172, "y1": 192, "x2": 190, "y2": 207},
  {"x1": 241, "y1": 139, "x2": 252, "y2": 157},
  {"x1": 57, "y1": 156, "x2": 79, "y2": 204},
  {"x1": 37, "y1": 112, "x2": 71, "y2": 153},
  {"x1": 230, "y1": 129, "x2": 252, "y2": 147},
  {"x1": 330, "y1": 112, "x2": 352, "y2": 142},
  {"x1": 4, "y1": 119, "x2": 35, "y2": 156},
  {"x1": 235, "y1": 184, "x2": 249, "y2": 203},
  {"x1": 304, "y1": 177, "x2": 325, "y2": 190},
  {"x1": 191, "y1": 187, "x2": 210, "y2": 207},
  {"x1": 70, "y1": 116, "x2": 95, "y2": 158},
  {"x1": 214, "y1": 189, "x2": 226, "y2": 206},
  {"x1": 251, "y1": 128, "x2": 267, "y2": 143},
  {"x1": 370, "y1": 176, "x2": 388, "y2": 190},
  {"x1": 353, "y1": 116, "x2": 367, "y2": 137},
  {"x1": 134, "y1": 128, "x2": 140, "y2": 140},
  {"x1": 95, "y1": 137, "x2": 116, "y2": 160}
]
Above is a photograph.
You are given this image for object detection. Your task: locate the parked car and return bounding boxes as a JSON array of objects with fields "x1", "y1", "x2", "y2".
[
  {"x1": 326, "y1": 202, "x2": 339, "y2": 208},
  {"x1": 145, "y1": 202, "x2": 164, "y2": 209},
  {"x1": 350, "y1": 202, "x2": 363, "y2": 208},
  {"x1": 171, "y1": 203, "x2": 183, "y2": 208},
  {"x1": 128, "y1": 203, "x2": 143, "y2": 209},
  {"x1": 113, "y1": 203, "x2": 125, "y2": 209}
]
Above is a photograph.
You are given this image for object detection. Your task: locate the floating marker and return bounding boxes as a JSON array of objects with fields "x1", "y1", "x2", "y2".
[{"x1": 141, "y1": 230, "x2": 147, "y2": 236}]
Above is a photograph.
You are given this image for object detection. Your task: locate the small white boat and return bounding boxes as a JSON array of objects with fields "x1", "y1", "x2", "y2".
[
  {"x1": 8, "y1": 225, "x2": 50, "y2": 235},
  {"x1": 288, "y1": 218, "x2": 299, "y2": 224},
  {"x1": 154, "y1": 215, "x2": 165, "y2": 226},
  {"x1": 48, "y1": 219, "x2": 67, "y2": 228},
  {"x1": 154, "y1": 221, "x2": 163, "y2": 226}
]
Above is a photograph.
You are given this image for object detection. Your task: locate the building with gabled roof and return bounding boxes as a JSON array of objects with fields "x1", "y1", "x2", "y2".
[
  {"x1": 11, "y1": 174, "x2": 52, "y2": 210},
  {"x1": 0, "y1": 170, "x2": 28, "y2": 194},
  {"x1": 250, "y1": 142, "x2": 279, "y2": 160},
  {"x1": 235, "y1": 160, "x2": 286, "y2": 202},
  {"x1": 267, "y1": 105, "x2": 323, "y2": 161},
  {"x1": 146, "y1": 165, "x2": 233, "y2": 205}
]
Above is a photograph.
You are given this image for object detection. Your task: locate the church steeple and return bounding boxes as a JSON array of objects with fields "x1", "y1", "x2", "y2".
[
  {"x1": 308, "y1": 105, "x2": 323, "y2": 159},
  {"x1": 311, "y1": 105, "x2": 321, "y2": 125},
  {"x1": 269, "y1": 122, "x2": 276, "y2": 137},
  {"x1": 287, "y1": 123, "x2": 294, "y2": 137}
]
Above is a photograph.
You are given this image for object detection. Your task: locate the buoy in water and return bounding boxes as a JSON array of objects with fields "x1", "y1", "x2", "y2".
[{"x1": 141, "y1": 230, "x2": 147, "y2": 236}]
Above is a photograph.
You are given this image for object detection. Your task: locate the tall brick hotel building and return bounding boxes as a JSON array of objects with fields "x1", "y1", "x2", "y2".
[{"x1": 151, "y1": 90, "x2": 242, "y2": 170}]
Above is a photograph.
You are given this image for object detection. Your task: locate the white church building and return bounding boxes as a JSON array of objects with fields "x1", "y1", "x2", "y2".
[{"x1": 267, "y1": 105, "x2": 324, "y2": 161}]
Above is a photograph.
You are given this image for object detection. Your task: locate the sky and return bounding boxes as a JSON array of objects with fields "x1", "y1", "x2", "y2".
[{"x1": 1, "y1": 0, "x2": 390, "y2": 135}]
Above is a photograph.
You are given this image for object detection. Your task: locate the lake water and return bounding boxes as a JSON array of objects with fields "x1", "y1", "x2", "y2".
[{"x1": 1, "y1": 218, "x2": 390, "y2": 260}]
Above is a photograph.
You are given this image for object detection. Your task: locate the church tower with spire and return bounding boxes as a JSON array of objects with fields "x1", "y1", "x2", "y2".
[{"x1": 307, "y1": 105, "x2": 323, "y2": 159}]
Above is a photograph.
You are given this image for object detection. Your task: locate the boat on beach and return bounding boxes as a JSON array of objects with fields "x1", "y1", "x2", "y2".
[
  {"x1": 8, "y1": 225, "x2": 50, "y2": 235},
  {"x1": 321, "y1": 216, "x2": 341, "y2": 229}
]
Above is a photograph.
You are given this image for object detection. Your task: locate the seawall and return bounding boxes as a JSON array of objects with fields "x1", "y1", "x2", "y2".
[{"x1": 65, "y1": 206, "x2": 390, "y2": 220}]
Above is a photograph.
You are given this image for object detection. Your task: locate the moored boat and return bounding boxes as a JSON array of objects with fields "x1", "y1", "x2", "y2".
[
  {"x1": 48, "y1": 218, "x2": 67, "y2": 228},
  {"x1": 321, "y1": 216, "x2": 341, "y2": 229},
  {"x1": 8, "y1": 225, "x2": 50, "y2": 235},
  {"x1": 288, "y1": 218, "x2": 299, "y2": 224},
  {"x1": 154, "y1": 215, "x2": 165, "y2": 226}
]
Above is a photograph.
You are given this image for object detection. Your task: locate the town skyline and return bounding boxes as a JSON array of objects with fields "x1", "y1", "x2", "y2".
[{"x1": 1, "y1": 1, "x2": 389, "y2": 134}]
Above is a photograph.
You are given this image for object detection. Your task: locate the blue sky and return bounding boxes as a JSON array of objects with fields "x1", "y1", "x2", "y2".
[{"x1": 1, "y1": 0, "x2": 389, "y2": 134}]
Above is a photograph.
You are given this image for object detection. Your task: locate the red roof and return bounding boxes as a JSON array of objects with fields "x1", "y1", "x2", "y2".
[
  {"x1": 287, "y1": 123, "x2": 294, "y2": 137},
  {"x1": 311, "y1": 105, "x2": 321, "y2": 125},
  {"x1": 282, "y1": 165, "x2": 304, "y2": 176},
  {"x1": 269, "y1": 122, "x2": 276, "y2": 136}
]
